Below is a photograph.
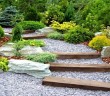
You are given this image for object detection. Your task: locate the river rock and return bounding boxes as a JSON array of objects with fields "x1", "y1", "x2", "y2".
[
  {"x1": 19, "y1": 46, "x2": 44, "y2": 56},
  {"x1": 8, "y1": 59, "x2": 51, "y2": 78},
  {"x1": 95, "y1": 32, "x2": 102, "y2": 36},
  {"x1": 101, "y1": 46, "x2": 110, "y2": 57},
  {"x1": 37, "y1": 27, "x2": 54, "y2": 34}
]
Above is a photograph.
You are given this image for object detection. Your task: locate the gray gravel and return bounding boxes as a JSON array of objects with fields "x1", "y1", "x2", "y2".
[
  {"x1": 0, "y1": 35, "x2": 110, "y2": 95},
  {"x1": 41, "y1": 39, "x2": 96, "y2": 52},
  {"x1": 0, "y1": 72, "x2": 110, "y2": 96},
  {"x1": 55, "y1": 58, "x2": 106, "y2": 65}
]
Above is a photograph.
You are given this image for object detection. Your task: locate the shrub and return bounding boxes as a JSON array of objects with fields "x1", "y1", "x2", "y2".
[
  {"x1": 14, "y1": 39, "x2": 45, "y2": 50},
  {"x1": 24, "y1": 7, "x2": 41, "y2": 21},
  {"x1": 12, "y1": 24, "x2": 23, "y2": 42},
  {"x1": 25, "y1": 52, "x2": 57, "y2": 63},
  {"x1": 18, "y1": 21, "x2": 45, "y2": 30},
  {"x1": 0, "y1": 57, "x2": 9, "y2": 71},
  {"x1": 47, "y1": 32, "x2": 64, "y2": 40},
  {"x1": 64, "y1": 25, "x2": 94, "y2": 44},
  {"x1": 0, "y1": 6, "x2": 23, "y2": 27},
  {"x1": 101, "y1": 27, "x2": 110, "y2": 39},
  {"x1": 0, "y1": 26, "x2": 4, "y2": 38},
  {"x1": 89, "y1": 36, "x2": 110, "y2": 51},
  {"x1": 51, "y1": 21, "x2": 76, "y2": 33}
]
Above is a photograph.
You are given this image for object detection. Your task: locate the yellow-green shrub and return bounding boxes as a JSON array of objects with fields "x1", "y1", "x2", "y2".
[
  {"x1": 89, "y1": 36, "x2": 110, "y2": 51},
  {"x1": 51, "y1": 21, "x2": 76, "y2": 33}
]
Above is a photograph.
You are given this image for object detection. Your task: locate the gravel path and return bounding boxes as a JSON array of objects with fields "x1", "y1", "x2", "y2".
[
  {"x1": 0, "y1": 35, "x2": 110, "y2": 95},
  {"x1": 41, "y1": 39, "x2": 96, "y2": 52},
  {"x1": 55, "y1": 58, "x2": 106, "y2": 65},
  {"x1": 0, "y1": 72, "x2": 110, "y2": 96}
]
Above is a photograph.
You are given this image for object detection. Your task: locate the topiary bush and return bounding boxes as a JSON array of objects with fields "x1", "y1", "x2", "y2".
[
  {"x1": 89, "y1": 36, "x2": 110, "y2": 51},
  {"x1": 12, "y1": 24, "x2": 23, "y2": 42},
  {"x1": 64, "y1": 25, "x2": 94, "y2": 44},
  {"x1": 47, "y1": 32, "x2": 64, "y2": 40},
  {"x1": 25, "y1": 52, "x2": 57, "y2": 63},
  {"x1": 18, "y1": 21, "x2": 45, "y2": 30},
  {"x1": 0, "y1": 26, "x2": 4, "y2": 38},
  {"x1": 0, "y1": 57, "x2": 9, "y2": 71}
]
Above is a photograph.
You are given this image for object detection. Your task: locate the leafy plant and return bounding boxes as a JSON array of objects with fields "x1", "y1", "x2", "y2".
[
  {"x1": 64, "y1": 25, "x2": 94, "y2": 44},
  {"x1": 0, "y1": 57, "x2": 9, "y2": 71},
  {"x1": 18, "y1": 21, "x2": 45, "y2": 30},
  {"x1": 0, "y1": 26, "x2": 4, "y2": 38},
  {"x1": 47, "y1": 32, "x2": 64, "y2": 40},
  {"x1": 14, "y1": 39, "x2": 45, "y2": 51},
  {"x1": 51, "y1": 21, "x2": 76, "y2": 33},
  {"x1": 89, "y1": 36, "x2": 110, "y2": 51},
  {"x1": 25, "y1": 52, "x2": 57, "y2": 63},
  {"x1": 11, "y1": 24, "x2": 23, "y2": 42}
]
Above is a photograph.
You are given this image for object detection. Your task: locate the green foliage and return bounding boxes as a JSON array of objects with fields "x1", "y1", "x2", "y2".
[
  {"x1": 0, "y1": 6, "x2": 23, "y2": 27},
  {"x1": 25, "y1": 52, "x2": 57, "y2": 63},
  {"x1": 12, "y1": 24, "x2": 23, "y2": 42},
  {"x1": 0, "y1": 57, "x2": 9, "y2": 71},
  {"x1": 42, "y1": 4, "x2": 64, "y2": 25},
  {"x1": 0, "y1": 26, "x2": 4, "y2": 38},
  {"x1": 47, "y1": 32, "x2": 64, "y2": 40},
  {"x1": 101, "y1": 27, "x2": 110, "y2": 39},
  {"x1": 89, "y1": 36, "x2": 110, "y2": 51},
  {"x1": 24, "y1": 7, "x2": 41, "y2": 21},
  {"x1": 64, "y1": 25, "x2": 94, "y2": 44},
  {"x1": 51, "y1": 21, "x2": 76, "y2": 33},
  {"x1": 14, "y1": 39, "x2": 45, "y2": 51},
  {"x1": 18, "y1": 21, "x2": 45, "y2": 30}
]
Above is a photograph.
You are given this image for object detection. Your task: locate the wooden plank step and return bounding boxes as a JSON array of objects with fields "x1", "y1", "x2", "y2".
[
  {"x1": 52, "y1": 52, "x2": 100, "y2": 59},
  {"x1": 49, "y1": 63, "x2": 110, "y2": 72},
  {"x1": 42, "y1": 76, "x2": 110, "y2": 91},
  {"x1": 23, "y1": 34, "x2": 46, "y2": 39}
]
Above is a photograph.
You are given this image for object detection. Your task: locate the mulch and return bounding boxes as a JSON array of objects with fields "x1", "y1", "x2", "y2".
[{"x1": 0, "y1": 36, "x2": 10, "y2": 47}]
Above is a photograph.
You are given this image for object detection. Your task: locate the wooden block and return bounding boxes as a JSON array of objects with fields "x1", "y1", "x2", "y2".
[
  {"x1": 52, "y1": 52, "x2": 100, "y2": 59},
  {"x1": 23, "y1": 34, "x2": 46, "y2": 39},
  {"x1": 49, "y1": 62, "x2": 110, "y2": 72},
  {"x1": 42, "y1": 76, "x2": 110, "y2": 91}
]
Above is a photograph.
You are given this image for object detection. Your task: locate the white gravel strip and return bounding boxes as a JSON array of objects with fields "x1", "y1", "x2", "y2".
[
  {"x1": 3, "y1": 28, "x2": 12, "y2": 33},
  {"x1": 55, "y1": 58, "x2": 106, "y2": 65},
  {"x1": 52, "y1": 71, "x2": 110, "y2": 83},
  {"x1": 0, "y1": 72, "x2": 110, "y2": 96},
  {"x1": 41, "y1": 39, "x2": 96, "y2": 52}
]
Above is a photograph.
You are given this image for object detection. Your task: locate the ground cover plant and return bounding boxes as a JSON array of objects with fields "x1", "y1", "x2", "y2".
[
  {"x1": 25, "y1": 52, "x2": 57, "y2": 63},
  {"x1": 0, "y1": 57, "x2": 9, "y2": 71},
  {"x1": 47, "y1": 31, "x2": 64, "y2": 40}
]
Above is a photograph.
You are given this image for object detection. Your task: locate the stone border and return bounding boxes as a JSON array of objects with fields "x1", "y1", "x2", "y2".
[{"x1": 42, "y1": 76, "x2": 110, "y2": 91}]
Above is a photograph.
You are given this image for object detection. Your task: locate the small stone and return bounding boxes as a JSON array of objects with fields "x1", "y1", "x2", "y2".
[
  {"x1": 101, "y1": 46, "x2": 110, "y2": 58},
  {"x1": 95, "y1": 32, "x2": 102, "y2": 36},
  {"x1": 19, "y1": 46, "x2": 44, "y2": 56}
]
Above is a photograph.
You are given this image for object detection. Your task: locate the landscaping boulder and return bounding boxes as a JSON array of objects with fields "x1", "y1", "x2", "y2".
[
  {"x1": 101, "y1": 46, "x2": 110, "y2": 58},
  {"x1": 19, "y1": 46, "x2": 44, "y2": 56},
  {"x1": 0, "y1": 43, "x2": 15, "y2": 56},
  {"x1": 37, "y1": 27, "x2": 54, "y2": 34},
  {"x1": 8, "y1": 59, "x2": 51, "y2": 78},
  {"x1": 95, "y1": 32, "x2": 102, "y2": 36}
]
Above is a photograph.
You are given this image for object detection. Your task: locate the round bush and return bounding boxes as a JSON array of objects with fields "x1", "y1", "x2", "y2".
[
  {"x1": 12, "y1": 24, "x2": 23, "y2": 42},
  {"x1": 18, "y1": 21, "x2": 45, "y2": 30},
  {"x1": 64, "y1": 26, "x2": 94, "y2": 44},
  {"x1": 25, "y1": 52, "x2": 57, "y2": 63},
  {"x1": 89, "y1": 36, "x2": 110, "y2": 51},
  {"x1": 47, "y1": 32, "x2": 64, "y2": 40},
  {"x1": 0, "y1": 26, "x2": 4, "y2": 38}
]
